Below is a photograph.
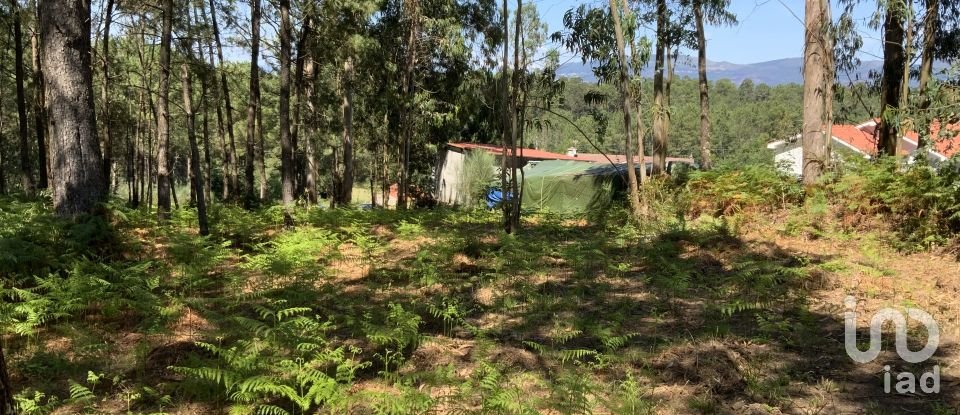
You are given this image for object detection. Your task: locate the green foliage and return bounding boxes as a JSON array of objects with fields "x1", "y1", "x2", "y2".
[
  {"x1": 175, "y1": 302, "x2": 364, "y2": 414},
  {"x1": 687, "y1": 165, "x2": 804, "y2": 216},
  {"x1": 457, "y1": 150, "x2": 497, "y2": 209},
  {"x1": 830, "y1": 158, "x2": 960, "y2": 250}
]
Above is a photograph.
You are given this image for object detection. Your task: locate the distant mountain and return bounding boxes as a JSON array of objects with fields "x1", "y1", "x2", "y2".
[{"x1": 557, "y1": 56, "x2": 889, "y2": 85}]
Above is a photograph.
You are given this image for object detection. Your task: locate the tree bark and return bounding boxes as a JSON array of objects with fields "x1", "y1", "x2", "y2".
[
  {"x1": 0, "y1": 342, "x2": 12, "y2": 415},
  {"x1": 41, "y1": 0, "x2": 107, "y2": 215},
  {"x1": 651, "y1": 0, "x2": 668, "y2": 176},
  {"x1": 0, "y1": 89, "x2": 6, "y2": 196},
  {"x1": 398, "y1": 0, "x2": 419, "y2": 210},
  {"x1": 610, "y1": 0, "x2": 642, "y2": 217},
  {"x1": 156, "y1": 0, "x2": 174, "y2": 220},
  {"x1": 802, "y1": 0, "x2": 833, "y2": 185},
  {"x1": 693, "y1": 0, "x2": 712, "y2": 170},
  {"x1": 100, "y1": 0, "x2": 115, "y2": 190},
  {"x1": 279, "y1": 0, "x2": 294, "y2": 223},
  {"x1": 181, "y1": 58, "x2": 209, "y2": 235},
  {"x1": 878, "y1": 3, "x2": 905, "y2": 157},
  {"x1": 244, "y1": 0, "x2": 261, "y2": 208},
  {"x1": 292, "y1": 12, "x2": 313, "y2": 200},
  {"x1": 12, "y1": 0, "x2": 35, "y2": 196},
  {"x1": 304, "y1": 58, "x2": 318, "y2": 204},
  {"x1": 337, "y1": 58, "x2": 355, "y2": 206},
  {"x1": 30, "y1": 5, "x2": 48, "y2": 190},
  {"x1": 917, "y1": 0, "x2": 938, "y2": 148},
  {"x1": 617, "y1": 0, "x2": 646, "y2": 185},
  {"x1": 207, "y1": 0, "x2": 238, "y2": 199},
  {"x1": 500, "y1": 0, "x2": 511, "y2": 231}
]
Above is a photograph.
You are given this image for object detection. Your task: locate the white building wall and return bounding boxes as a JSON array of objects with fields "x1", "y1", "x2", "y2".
[
  {"x1": 435, "y1": 149, "x2": 467, "y2": 205},
  {"x1": 775, "y1": 145, "x2": 804, "y2": 177}
]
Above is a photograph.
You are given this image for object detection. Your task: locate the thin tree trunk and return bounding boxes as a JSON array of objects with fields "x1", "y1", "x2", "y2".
[
  {"x1": 694, "y1": 0, "x2": 712, "y2": 170},
  {"x1": 304, "y1": 58, "x2": 318, "y2": 204},
  {"x1": 917, "y1": 0, "x2": 938, "y2": 149},
  {"x1": 181, "y1": 57, "x2": 209, "y2": 235},
  {"x1": 12, "y1": 0, "x2": 35, "y2": 196},
  {"x1": 207, "y1": 0, "x2": 238, "y2": 198},
  {"x1": 257, "y1": 97, "x2": 266, "y2": 201},
  {"x1": 201, "y1": 70, "x2": 213, "y2": 205},
  {"x1": 0, "y1": 89, "x2": 6, "y2": 196},
  {"x1": 651, "y1": 0, "x2": 668, "y2": 176},
  {"x1": 0, "y1": 342, "x2": 12, "y2": 415},
  {"x1": 292, "y1": 13, "x2": 313, "y2": 200},
  {"x1": 500, "y1": 0, "x2": 511, "y2": 232},
  {"x1": 41, "y1": 0, "x2": 106, "y2": 215},
  {"x1": 617, "y1": 0, "x2": 646, "y2": 184},
  {"x1": 802, "y1": 0, "x2": 833, "y2": 185},
  {"x1": 338, "y1": 58, "x2": 355, "y2": 206},
  {"x1": 156, "y1": 0, "x2": 174, "y2": 220},
  {"x1": 244, "y1": 0, "x2": 261, "y2": 208},
  {"x1": 878, "y1": 3, "x2": 905, "y2": 157},
  {"x1": 279, "y1": 0, "x2": 294, "y2": 223},
  {"x1": 610, "y1": 0, "x2": 642, "y2": 217},
  {"x1": 509, "y1": 0, "x2": 522, "y2": 230},
  {"x1": 398, "y1": 0, "x2": 419, "y2": 210},
  {"x1": 30, "y1": 6, "x2": 48, "y2": 190},
  {"x1": 100, "y1": 0, "x2": 115, "y2": 190}
]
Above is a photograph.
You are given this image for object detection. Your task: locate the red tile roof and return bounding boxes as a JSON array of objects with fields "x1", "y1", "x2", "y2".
[
  {"x1": 830, "y1": 121, "x2": 960, "y2": 158},
  {"x1": 448, "y1": 143, "x2": 695, "y2": 165},
  {"x1": 448, "y1": 142, "x2": 581, "y2": 161}
]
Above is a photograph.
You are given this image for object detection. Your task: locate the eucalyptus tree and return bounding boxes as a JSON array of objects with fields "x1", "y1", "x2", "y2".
[
  {"x1": 553, "y1": 2, "x2": 643, "y2": 216},
  {"x1": 40, "y1": 0, "x2": 107, "y2": 215},
  {"x1": 689, "y1": 0, "x2": 734, "y2": 170},
  {"x1": 878, "y1": 1, "x2": 907, "y2": 156},
  {"x1": 802, "y1": 0, "x2": 833, "y2": 185}
]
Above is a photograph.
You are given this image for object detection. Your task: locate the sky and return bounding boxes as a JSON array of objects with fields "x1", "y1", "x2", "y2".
[{"x1": 533, "y1": 0, "x2": 883, "y2": 64}]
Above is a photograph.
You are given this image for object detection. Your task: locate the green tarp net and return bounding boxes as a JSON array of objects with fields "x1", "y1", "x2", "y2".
[{"x1": 521, "y1": 160, "x2": 628, "y2": 214}]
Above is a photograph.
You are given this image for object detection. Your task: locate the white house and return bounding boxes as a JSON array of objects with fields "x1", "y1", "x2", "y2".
[{"x1": 767, "y1": 120, "x2": 960, "y2": 176}]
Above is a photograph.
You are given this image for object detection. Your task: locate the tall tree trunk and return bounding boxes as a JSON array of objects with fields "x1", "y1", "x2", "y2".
[
  {"x1": 181, "y1": 57, "x2": 209, "y2": 235},
  {"x1": 12, "y1": 0, "x2": 35, "y2": 196},
  {"x1": 509, "y1": 0, "x2": 522, "y2": 230},
  {"x1": 200, "y1": 69, "x2": 213, "y2": 205},
  {"x1": 0, "y1": 343, "x2": 12, "y2": 415},
  {"x1": 917, "y1": 0, "x2": 938, "y2": 149},
  {"x1": 0, "y1": 90, "x2": 6, "y2": 196},
  {"x1": 304, "y1": 58, "x2": 318, "y2": 204},
  {"x1": 802, "y1": 0, "x2": 833, "y2": 185},
  {"x1": 207, "y1": 0, "x2": 238, "y2": 199},
  {"x1": 693, "y1": 0, "x2": 712, "y2": 170},
  {"x1": 398, "y1": 0, "x2": 419, "y2": 210},
  {"x1": 338, "y1": 58, "x2": 355, "y2": 206},
  {"x1": 878, "y1": 3, "x2": 905, "y2": 157},
  {"x1": 279, "y1": 0, "x2": 294, "y2": 223},
  {"x1": 610, "y1": 0, "x2": 642, "y2": 217},
  {"x1": 651, "y1": 0, "x2": 668, "y2": 176},
  {"x1": 100, "y1": 0, "x2": 115, "y2": 190},
  {"x1": 500, "y1": 0, "x2": 511, "y2": 231},
  {"x1": 30, "y1": 6, "x2": 48, "y2": 190},
  {"x1": 257, "y1": 97, "x2": 266, "y2": 201},
  {"x1": 156, "y1": 0, "x2": 174, "y2": 220},
  {"x1": 244, "y1": 0, "x2": 261, "y2": 208},
  {"x1": 41, "y1": 0, "x2": 106, "y2": 215},
  {"x1": 617, "y1": 0, "x2": 646, "y2": 184},
  {"x1": 292, "y1": 12, "x2": 312, "y2": 200}
]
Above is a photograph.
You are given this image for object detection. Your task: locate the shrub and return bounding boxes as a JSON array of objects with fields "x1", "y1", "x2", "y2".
[
  {"x1": 686, "y1": 165, "x2": 804, "y2": 216},
  {"x1": 457, "y1": 150, "x2": 497, "y2": 209}
]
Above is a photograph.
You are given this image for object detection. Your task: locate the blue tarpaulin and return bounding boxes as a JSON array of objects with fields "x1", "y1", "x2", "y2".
[{"x1": 486, "y1": 189, "x2": 513, "y2": 209}]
